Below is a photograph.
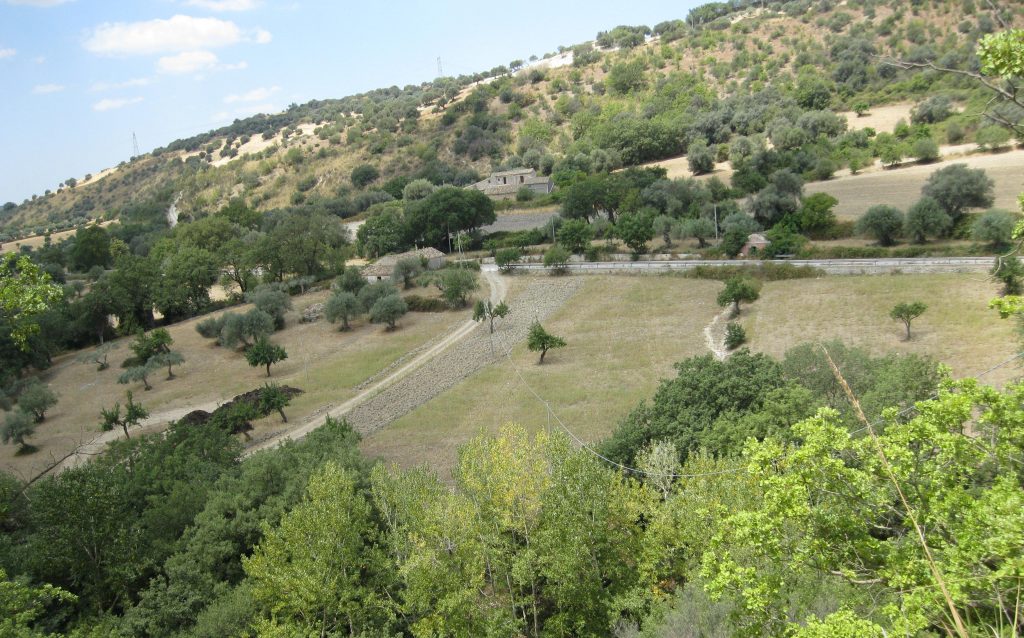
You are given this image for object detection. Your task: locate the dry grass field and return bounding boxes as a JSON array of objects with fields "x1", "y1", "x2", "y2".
[
  {"x1": 361, "y1": 272, "x2": 1019, "y2": 476},
  {"x1": 0, "y1": 289, "x2": 465, "y2": 480},
  {"x1": 360, "y1": 276, "x2": 723, "y2": 474}
]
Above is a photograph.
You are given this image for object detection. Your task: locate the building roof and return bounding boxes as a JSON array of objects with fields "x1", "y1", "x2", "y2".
[
  {"x1": 746, "y1": 233, "x2": 770, "y2": 244},
  {"x1": 490, "y1": 167, "x2": 536, "y2": 177},
  {"x1": 361, "y1": 247, "x2": 445, "y2": 277}
]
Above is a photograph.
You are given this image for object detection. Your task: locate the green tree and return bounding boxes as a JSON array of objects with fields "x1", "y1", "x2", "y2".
[
  {"x1": 681, "y1": 217, "x2": 716, "y2": 248},
  {"x1": 404, "y1": 187, "x2": 496, "y2": 250},
  {"x1": 687, "y1": 139, "x2": 715, "y2": 175},
  {"x1": 2, "y1": 409, "x2": 36, "y2": 453},
  {"x1": 0, "y1": 254, "x2": 63, "y2": 350},
  {"x1": 874, "y1": 132, "x2": 905, "y2": 167},
  {"x1": 904, "y1": 197, "x2": 951, "y2": 243},
  {"x1": 716, "y1": 276, "x2": 761, "y2": 315},
  {"x1": 219, "y1": 309, "x2": 275, "y2": 349},
  {"x1": 556, "y1": 219, "x2": 594, "y2": 254},
  {"x1": 155, "y1": 245, "x2": 219, "y2": 320},
  {"x1": 17, "y1": 379, "x2": 58, "y2": 422},
  {"x1": 616, "y1": 211, "x2": 654, "y2": 256},
  {"x1": 391, "y1": 257, "x2": 423, "y2": 289},
  {"x1": 543, "y1": 245, "x2": 571, "y2": 274},
  {"x1": 402, "y1": 178, "x2": 436, "y2": 201},
  {"x1": 921, "y1": 163, "x2": 995, "y2": 221},
  {"x1": 151, "y1": 351, "x2": 185, "y2": 379},
  {"x1": 245, "y1": 286, "x2": 292, "y2": 330},
  {"x1": 350, "y1": 163, "x2": 380, "y2": 188},
  {"x1": 971, "y1": 209, "x2": 1017, "y2": 247},
  {"x1": 796, "y1": 193, "x2": 838, "y2": 236},
  {"x1": 0, "y1": 566, "x2": 77, "y2": 635},
  {"x1": 99, "y1": 391, "x2": 149, "y2": 439},
  {"x1": 652, "y1": 214, "x2": 675, "y2": 247},
  {"x1": 472, "y1": 299, "x2": 510, "y2": 333},
  {"x1": 495, "y1": 247, "x2": 522, "y2": 272},
  {"x1": 356, "y1": 203, "x2": 407, "y2": 258},
  {"x1": 336, "y1": 265, "x2": 367, "y2": 294},
  {"x1": 69, "y1": 225, "x2": 112, "y2": 272},
  {"x1": 975, "y1": 124, "x2": 1012, "y2": 150},
  {"x1": 527, "y1": 321, "x2": 566, "y2": 363},
  {"x1": 258, "y1": 383, "x2": 291, "y2": 423},
  {"x1": 119, "y1": 359, "x2": 161, "y2": 391},
  {"x1": 435, "y1": 269, "x2": 478, "y2": 308},
  {"x1": 245, "y1": 338, "x2": 288, "y2": 376},
  {"x1": 369, "y1": 294, "x2": 408, "y2": 330},
  {"x1": 991, "y1": 254, "x2": 1024, "y2": 295},
  {"x1": 890, "y1": 301, "x2": 927, "y2": 340},
  {"x1": 358, "y1": 281, "x2": 399, "y2": 310},
  {"x1": 856, "y1": 205, "x2": 904, "y2": 246},
  {"x1": 325, "y1": 290, "x2": 362, "y2": 331}
]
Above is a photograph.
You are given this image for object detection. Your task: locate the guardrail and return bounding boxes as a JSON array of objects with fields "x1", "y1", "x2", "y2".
[{"x1": 503, "y1": 257, "x2": 996, "y2": 275}]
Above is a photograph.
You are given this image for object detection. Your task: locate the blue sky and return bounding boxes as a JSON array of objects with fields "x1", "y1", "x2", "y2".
[{"x1": 0, "y1": 0, "x2": 698, "y2": 203}]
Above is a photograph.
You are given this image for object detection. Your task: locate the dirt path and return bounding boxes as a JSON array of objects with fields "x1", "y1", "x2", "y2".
[{"x1": 703, "y1": 308, "x2": 732, "y2": 361}]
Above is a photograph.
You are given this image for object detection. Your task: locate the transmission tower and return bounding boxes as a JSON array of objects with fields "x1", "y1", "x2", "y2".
[
  {"x1": 437, "y1": 56, "x2": 443, "y2": 76},
  {"x1": 132, "y1": 131, "x2": 140, "y2": 158}
]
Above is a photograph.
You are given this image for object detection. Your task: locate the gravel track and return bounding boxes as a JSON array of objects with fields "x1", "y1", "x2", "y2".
[{"x1": 342, "y1": 276, "x2": 581, "y2": 435}]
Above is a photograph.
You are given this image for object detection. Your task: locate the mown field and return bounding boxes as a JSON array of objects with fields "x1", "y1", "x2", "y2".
[{"x1": 361, "y1": 272, "x2": 1018, "y2": 476}]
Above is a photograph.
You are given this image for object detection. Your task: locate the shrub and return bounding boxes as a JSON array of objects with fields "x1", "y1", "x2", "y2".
[
  {"x1": 911, "y1": 138, "x2": 940, "y2": 163},
  {"x1": 515, "y1": 186, "x2": 535, "y2": 202},
  {"x1": 404, "y1": 295, "x2": 449, "y2": 312},
  {"x1": 543, "y1": 245, "x2": 571, "y2": 273},
  {"x1": 196, "y1": 316, "x2": 226, "y2": 340},
  {"x1": 975, "y1": 125, "x2": 1012, "y2": 151},
  {"x1": 724, "y1": 322, "x2": 747, "y2": 350},
  {"x1": 910, "y1": 95, "x2": 953, "y2": 124},
  {"x1": 495, "y1": 247, "x2": 522, "y2": 272},
  {"x1": 971, "y1": 209, "x2": 1017, "y2": 247},
  {"x1": 369, "y1": 294, "x2": 408, "y2": 329},
  {"x1": 857, "y1": 205, "x2": 904, "y2": 246}
]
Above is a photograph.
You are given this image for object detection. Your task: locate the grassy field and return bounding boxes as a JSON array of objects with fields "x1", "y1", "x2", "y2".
[
  {"x1": 1, "y1": 289, "x2": 466, "y2": 480},
  {"x1": 360, "y1": 276, "x2": 723, "y2": 474},
  {"x1": 361, "y1": 272, "x2": 1019, "y2": 476}
]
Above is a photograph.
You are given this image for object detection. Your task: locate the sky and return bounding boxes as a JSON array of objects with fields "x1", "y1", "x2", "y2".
[{"x1": 0, "y1": 0, "x2": 699, "y2": 203}]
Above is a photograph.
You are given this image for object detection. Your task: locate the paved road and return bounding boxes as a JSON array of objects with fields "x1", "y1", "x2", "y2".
[{"x1": 504, "y1": 257, "x2": 995, "y2": 275}]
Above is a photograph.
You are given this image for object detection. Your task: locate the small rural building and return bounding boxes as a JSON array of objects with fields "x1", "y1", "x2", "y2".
[
  {"x1": 740, "y1": 233, "x2": 771, "y2": 257},
  {"x1": 361, "y1": 247, "x2": 446, "y2": 282},
  {"x1": 469, "y1": 168, "x2": 554, "y2": 200}
]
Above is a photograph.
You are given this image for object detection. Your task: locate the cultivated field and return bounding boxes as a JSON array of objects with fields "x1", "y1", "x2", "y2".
[
  {"x1": 0, "y1": 289, "x2": 466, "y2": 480},
  {"x1": 806, "y1": 149, "x2": 1024, "y2": 219},
  {"x1": 361, "y1": 272, "x2": 1018, "y2": 475}
]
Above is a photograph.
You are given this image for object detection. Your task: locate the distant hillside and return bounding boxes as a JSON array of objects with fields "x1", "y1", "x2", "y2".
[{"x1": 2, "y1": 0, "x2": 1020, "y2": 237}]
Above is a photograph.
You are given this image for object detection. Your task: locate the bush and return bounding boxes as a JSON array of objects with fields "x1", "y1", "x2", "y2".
[
  {"x1": 495, "y1": 247, "x2": 522, "y2": 272},
  {"x1": 975, "y1": 125, "x2": 1012, "y2": 151},
  {"x1": 543, "y1": 245, "x2": 571, "y2": 273},
  {"x1": 971, "y1": 209, "x2": 1017, "y2": 247},
  {"x1": 196, "y1": 315, "x2": 226, "y2": 340},
  {"x1": 910, "y1": 95, "x2": 953, "y2": 124},
  {"x1": 911, "y1": 138, "x2": 940, "y2": 163},
  {"x1": 724, "y1": 322, "x2": 747, "y2": 350},
  {"x1": 404, "y1": 295, "x2": 449, "y2": 312},
  {"x1": 687, "y1": 139, "x2": 715, "y2": 175},
  {"x1": 369, "y1": 294, "x2": 408, "y2": 329},
  {"x1": 857, "y1": 205, "x2": 904, "y2": 246},
  {"x1": 515, "y1": 186, "x2": 535, "y2": 202},
  {"x1": 350, "y1": 164, "x2": 379, "y2": 188}
]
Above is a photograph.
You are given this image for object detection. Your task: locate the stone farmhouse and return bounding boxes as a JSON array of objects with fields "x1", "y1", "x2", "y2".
[
  {"x1": 469, "y1": 168, "x2": 554, "y2": 200},
  {"x1": 361, "y1": 247, "x2": 446, "y2": 282}
]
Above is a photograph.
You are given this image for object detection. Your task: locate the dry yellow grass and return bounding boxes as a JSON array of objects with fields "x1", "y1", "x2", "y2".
[
  {"x1": 363, "y1": 273, "x2": 1018, "y2": 476},
  {"x1": 360, "y1": 276, "x2": 722, "y2": 475},
  {"x1": 1, "y1": 290, "x2": 464, "y2": 480},
  {"x1": 2, "y1": 220, "x2": 117, "y2": 254},
  {"x1": 742, "y1": 274, "x2": 1018, "y2": 385}
]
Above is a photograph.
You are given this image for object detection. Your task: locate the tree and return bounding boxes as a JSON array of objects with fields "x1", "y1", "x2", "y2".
[
  {"x1": 245, "y1": 286, "x2": 292, "y2": 330},
  {"x1": 350, "y1": 163, "x2": 379, "y2": 188},
  {"x1": 687, "y1": 139, "x2": 715, "y2": 175},
  {"x1": 797, "y1": 193, "x2": 838, "y2": 236},
  {"x1": 874, "y1": 132, "x2": 905, "y2": 167},
  {"x1": 904, "y1": 197, "x2": 951, "y2": 243},
  {"x1": 856, "y1": 205, "x2": 904, "y2": 246},
  {"x1": 435, "y1": 269, "x2": 478, "y2": 308},
  {"x1": 119, "y1": 359, "x2": 160, "y2": 391},
  {"x1": 911, "y1": 137, "x2": 940, "y2": 163},
  {"x1": 890, "y1": 301, "x2": 927, "y2": 340},
  {"x1": 749, "y1": 170, "x2": 803, "y2": 228},
  {"x1": 369, "y1": 294, "x2": 408, "y2": 330},
  {"x1": 921, "y1": 164, "x2": 995, "y2": 221},
  {"x1": 151, "y1": 351, "x2": 185, "y2": 379},
  {"x1": 154, "y1": 245, "x2": 219, "y2": 320},
  {"x1": 336, "y1": 265, "x2": 367, "y2": 294},
  {"x1": 17, "y1": 379, "x2": 58, "y2": 422},
  {"x1": 681, "y1": 217, "x2": 716, "y2": 248},
  {"x1": 69, "y1": 225, "x2": 112, "y2": 272},
  {"x1": 357, "y1": 281, "x2": 399, "y2": 310},
  {"x1": 2, "y1": 410, "x2": 36, "y2": 453},
  {"x1": 404, "y1": 187, "x2": 496, "y2": 250},
  {"x1": 75, "y1": 342, "x2": 118, "y2": 371},
  {"x1": 616, "y1": 211, "x2": 654, "y2": 257},
  {"x1": 992, "y1": 255, "x2": 1024, "y2": 295},
  {"x1": 652, "y1": 215, "x2": 675, "y2": 247},
  {"x1": 356, "y1": 203, "x2": 407, "y2": 258},
  {"x1": 242, "y1": 463, "x2": 376, "y2": 637},
  {"x1": 495, "y1": 247, "x2": 522, "y2": 272},
  {"x1": 975, "y1": 124, "x2": 1011, "y2": 150},
  {"x1": 325, "y1": 290, "x2": 362, "y2": 330},
  {"x1": 717, "y1": 277, "x2": 761, "y2": 316},
  {"x1": 130, "y1": 328, "x2": 172, "y2": 365},
  {"x1": 0, "y1": 254, "x2": 63, "y2": 350},
  {"x1": 219, "y1": 309, "x2": 274, "y2": 349},
  {"x1": 99, "y1": 391, "x2": 149, "y2": 439},
  {"x1": 258, "y1": 383, "x2": 291, "y2": 423},
  {"x1": 246, "y1": 337, "x2": 288, "y2": 376},
  {"x1": 556, "y1": 219, "x2": 594, "y2": 254},
  {"x1": 971, "y1": 209, "x2": 1017, "y2": 247},
  {"x1": 527, "y1": 321, "x2": 566, "y2": 363},
  {"x1": 402, "y1": 178, "x2": 436, "y2": 201},
  {"x1": 543, "y1": 245, "x2": 571, "y2": 274},
  {"x1": 392, "y1": 257, "x2": 423, "y2": 289},
  {"x1": 473, "y1": 299, "x2": 510, "y2": 333}
]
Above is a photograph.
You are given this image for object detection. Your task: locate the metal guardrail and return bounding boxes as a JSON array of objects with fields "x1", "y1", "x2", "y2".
[{"x1": 504, "y1": 257, "x2": 996, "y2": 274}]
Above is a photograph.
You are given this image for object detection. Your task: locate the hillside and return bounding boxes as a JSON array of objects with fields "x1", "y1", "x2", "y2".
[{"x1": 2, "y1": 0, "x2": 1020, "y2": 238}]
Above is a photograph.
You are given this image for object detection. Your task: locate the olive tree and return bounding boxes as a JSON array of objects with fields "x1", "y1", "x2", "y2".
[
  {"x1": 325, "y1": 290, "x2": 362, "y2": 331},
  {"x1": 2, "y1": 410, "x2": 36, "y2": 453},
  {"x1": 17, "y1": 380, "x2": 58, "y2": 422},
  {"x1": 392, "y1": 258, "x2": 423, "y2": 289},
  {"x1": 904, "y1": 197, "x2": 951, "y2": 243},
  {"x1": 971, "y1": 209, "x2": 1017, "y2": 248},
  {"x1": 435, "y1": 269, "x2": 478, "y2": 308},
  {"x1": 890, "y1": 301, "x2": 927, "y2": 340},
  {"x1": 857, "y1": 205, "x2": 904, "y2": 246},
  {"x1": 527, "y1": 321, "x2": 566, "y2": 364},
  {"x1": 369, "y1": 294, "x2": 408, "y2": 330},
  {"x1": 921, "y1": 164, "x2": 995, "y2": 222},
  {"x1": 99, "y1": 391, "x2": 149, "y2": 439}
]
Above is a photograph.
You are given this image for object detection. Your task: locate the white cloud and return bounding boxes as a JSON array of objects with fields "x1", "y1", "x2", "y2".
[
  {"x1": 93, "y1": 96, "x2": 144, "y2": 111},
  {"x1": 157, "y1": 50, "x2": 219, "y2": 74},
  {"x1": 0, "y1": 48, "x2": 15, "y2": 59},
  {"x1": 254, "y1": 28, "x2": 271, "y2": 44},
  {"x1": 32, "y1": 83, "x2": 64, "y2": 94},
  {"x1": 184, "y1": 0, "x2": 259, "y2": 10},
  {"x1": 6, "y1": 0, "x2": 74, "y2": 6},
  {"x1": 84, "y1": 15, "x2": 258, "y2": 56},
  {"x1": 224, "y1": 85, "x2": 279, "y2": 103},
  {"x1": 91, "y1": 77, "x2": 152, "y2": 91}
]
